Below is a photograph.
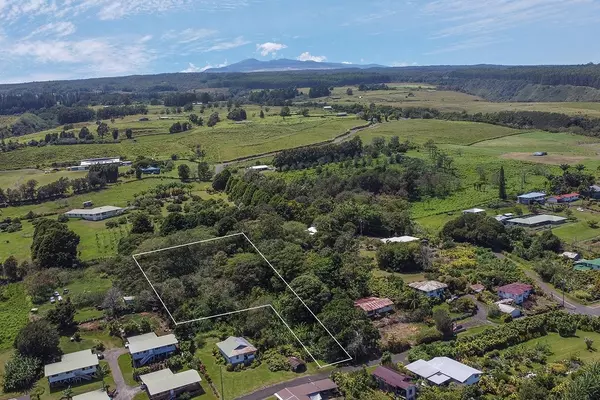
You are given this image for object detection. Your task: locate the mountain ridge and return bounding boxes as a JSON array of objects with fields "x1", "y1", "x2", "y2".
[{"x1": 205, "y1": 58, "x2": 388, "y2": 73}]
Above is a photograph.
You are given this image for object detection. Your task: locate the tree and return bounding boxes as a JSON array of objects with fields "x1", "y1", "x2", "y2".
[
  {"x1": 2, "y1": 355, "x2": 41, "y2": 392},
  {"x1": 212, "y1": 169, "x2": 231, "y2": 191},
  {"x1": 46, "y1": 298, "x2": 76, "y2": 332},
  {"x1": 135, "y1": 168, "x2": 143, "y2": 180},
  {"x1": 499, "y1": 166, "x2": 507, "y2": 200},
  {"x1": 31, "y1": 219, "x2": 80, "y2": 269},
  {"x1": 14, "y1": 320, "x2": 60, "y2": 363},
  {"x1": 376, "y1": 242, "x2": 421, "y2": 272},
  {"x1": 111, "y1": 128, "x2": 119, "y2": 140},
  {"x1": 207, "y1": 112, "x2": 220, "y2": 127},
  {"x1": 301, "y1": 108, "x2": 310, "y2": 117},
  {"x1": 226, "y1": 108, "x2": 247, "y2": 121},
  {"x1": 96, "y1": 122, "x2": 109, "y2": 138},
  {"x1": 78, "y1": 126, "x2": 90, "y2": 139},
  {"x1": 95, "y1": 362, "x2": 111, "y2": 392},
  {"x1": 433, "y1": 308, "x2": 454, "y2": 338},
  {"x1": 130, "y1": 213, "x2": 154, "y2": 234},
  {"x1": 125, "y1": 128, "x2": 133, "y2": 139},
  {"x1": 279, "y1": 106, "x2": 291, "y2": 118},
  {"x1": 585, "y1": 337, "x2": 594, "y2": 351},
  {"x1": 102, "y1": 287, "x2": 124, "y2": 317},
  {"x1": 3, "y1": 255, "x2": 19, "y2": 282},
  {"x1": 441, "y1": 213, "x2": 510, "y2": 251},
  {"x1": 346, "y1": 88, "x2": 353, "y2": 95},
  {"x1": 197, "y1": 162, "x2": 212, "y2": 181},
  {"x1": 62, "y1": 386, "x2": 74, "y2": 400},
  {"x1": 259, "y1": 110, "x2": 265, "y2": 118},
  {"x1": 178, "y1": 164, "x2": 191, "y2": 181}
]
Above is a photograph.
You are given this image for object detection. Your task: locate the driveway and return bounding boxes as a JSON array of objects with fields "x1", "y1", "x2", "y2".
[{"x1": 104, "y1": 348, "x2": 142, "y2": 400}]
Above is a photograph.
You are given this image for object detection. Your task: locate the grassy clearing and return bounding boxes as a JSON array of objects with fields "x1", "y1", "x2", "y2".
[
  {"x1": 0, "y1": 168, "x2": 89, "y2": 189},
  {"x1": 196, "y1": 338, "x2": 319, "y2": 400},
  {"x1": 117, "y1": 353, "x2": 137, "y2": 386},
  {"x1": 371, "y1": 269, "x2": 426, "y2": 283},
  {"x1": 0, "y1": 284, "x2": 31, "y2": 350},
  {"x1": 59, "y1": 329, "x2": 122, "y2": 354},
  {"x1": 520, "y1": 330, "x2": 600, "y2": 363}
]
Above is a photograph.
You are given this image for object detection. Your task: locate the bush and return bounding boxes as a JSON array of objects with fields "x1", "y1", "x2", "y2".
[
  {"x1": 415, "y1": 327, "x2": 443, "y2": 344},
  {"x1": 488, "y1": 304, "x2": 502, "y2": 319},
  {"x1": 2, "y1": 355, "x2": 41, "y2": 392},
  {"x1": 166, "y1": 204, "x2": 182, "y2": 213},
  {"x1": 501, "y1": 314, "x2": 513, "y2": 323},
  {"x1": 57, "y1": 214, "x2": 69, "y2": 223}
]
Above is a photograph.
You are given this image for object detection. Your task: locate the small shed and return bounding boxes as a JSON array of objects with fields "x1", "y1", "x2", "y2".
[
  {"x1": 533, "y1": 152, "x2": 547, "y2": 156},
  {"x1": 83, "y1": 201, "x2": 93, "y2": 208},
  {"x1": 288, "y1": 357, "x2": 306, "y2": 373}
]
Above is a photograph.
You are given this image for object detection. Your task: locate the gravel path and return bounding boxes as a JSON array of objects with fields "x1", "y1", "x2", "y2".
[{"x1": 104, "y1": 348, "x2": 142, "y2": 400}]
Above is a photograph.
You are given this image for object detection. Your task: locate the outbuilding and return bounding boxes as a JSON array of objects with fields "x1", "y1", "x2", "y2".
[
  {"x1": 353, "y1": 297, "x2": 394, "y2": 317},
  {"x1": 463, "y1": 208, "x2": 486, "y2": 214},
  {"x1": 380, "y1": 236, "x2": 420, "y2": 244},
  {"x1": 547, "y1": 193, "x2": 580, "y2": 204}
]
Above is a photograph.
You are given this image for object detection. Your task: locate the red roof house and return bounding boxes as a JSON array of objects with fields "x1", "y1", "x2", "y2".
[
  {"x1": 353, "y1": 297, "x2": 394, "y2": 317},
  {"x1": 547, "y1": 193, "x2": 580, "y2": 203},
  {"x1": 497, "y1": 282, "x2": 533, "y2": 304},
  {"x1": 372, "y1": 366, "x2": 417, "y2": 400},
  {"x1": 274, "y1": 379, "x2": 338, "y2": 400}
]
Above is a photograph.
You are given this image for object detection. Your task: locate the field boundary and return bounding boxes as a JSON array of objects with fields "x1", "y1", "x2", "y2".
[
  {"x1": 465, "y1": 129, "x2": 536, "y2": 146},
  {"x1": 132, "y1": 232, "x2": 353, "y2": 368}
]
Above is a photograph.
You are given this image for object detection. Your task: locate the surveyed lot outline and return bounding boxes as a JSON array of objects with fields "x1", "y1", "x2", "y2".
[{"x1": 132, "y1": 232, "x2": 352, "y2": 368}]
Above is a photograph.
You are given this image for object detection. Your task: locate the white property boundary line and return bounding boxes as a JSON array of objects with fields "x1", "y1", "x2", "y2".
[{"x1": 132, "y1": 232, "x2": 353, "y2": 368}]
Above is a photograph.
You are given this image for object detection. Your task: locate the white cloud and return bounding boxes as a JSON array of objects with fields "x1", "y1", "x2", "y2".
[
  {"x1": 162, "y1": 28, "x2": 217, "y2": 44},
  {"x1": 297, "y1": 52, "x2": 327, "y2": 62},
  {"x1": 181, "y1": 60, "x2": 228, "y2": 72},
  {"x1": 392, "y1": 61, "x2": 419, "y2": 67},
  {"x1": 204, "y1": 36, "x2": 250, "y2": 52},
  {"x1": 256, "y1": 42, "x2": 287, "y2": 56},
  {"x1": 341, "y1": 61, "x2": 352, "y2": 64},
  {"x1": 24, "y1": 21, "x2": 76, "y2": 39}
]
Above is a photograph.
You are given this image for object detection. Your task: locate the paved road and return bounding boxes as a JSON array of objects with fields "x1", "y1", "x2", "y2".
[
  {"x1": 213, "y1": 123, "x2": 376, "y2": 174},
  {"x1": 104, "y1": 348, "x2": 142, "y2": 400}
]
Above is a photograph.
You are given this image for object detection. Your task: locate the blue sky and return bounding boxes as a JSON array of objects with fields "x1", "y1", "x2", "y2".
[{"x1": 0, "y1": 0, "x2": 599, "y2": 83}]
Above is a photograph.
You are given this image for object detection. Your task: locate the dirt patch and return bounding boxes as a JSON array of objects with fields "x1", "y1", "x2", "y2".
[
  {"x1": 79, "y1": 320, "x2": 102, "y2": 331},
  {"x1": 378, "y1": 319, "x2": 423, "y2": 345},
  {"x1": 501, "y1": 152, "x2": 593, "y2": 164}
]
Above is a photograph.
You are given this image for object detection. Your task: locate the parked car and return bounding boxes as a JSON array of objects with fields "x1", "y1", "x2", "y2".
[
  {"x1": 63, "y1": 288, "x2": 69, "y2": 294},
  {"x1": 50, "y1": 297, "x2": 56, "y2": 304},
  {"x1": 57, "y1": 295, "x2": 63, "y2": 302},
  {"x1": 53, "y1": 291, "x2": 60, "y2": 297},
  {"x1": 96, "y1": 353, "x2": 104, "y2": 360}
]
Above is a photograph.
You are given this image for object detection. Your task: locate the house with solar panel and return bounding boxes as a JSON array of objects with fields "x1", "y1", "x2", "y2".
[
  {"x1": 405, "y1": 357, "x2": 483, "y2": 386},
  {"x1": 127, "y1": 332, "x2": 178, "y2": 367},
  {"x1": 216, "y1": 336, "x2": 257, "y2": 365},
  {"x1": 353, "y1": 297, "x2": 394, "y2": 317}
]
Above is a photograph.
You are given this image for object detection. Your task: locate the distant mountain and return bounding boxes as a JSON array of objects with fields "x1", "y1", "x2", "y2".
[{"x1": 205, "y1": 58, "x2": 388, "y2": 73}]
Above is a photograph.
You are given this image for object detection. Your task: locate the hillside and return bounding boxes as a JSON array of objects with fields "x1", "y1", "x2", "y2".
[{"x1": 205, "y1": 58, "x2": 386, "y2": 72}]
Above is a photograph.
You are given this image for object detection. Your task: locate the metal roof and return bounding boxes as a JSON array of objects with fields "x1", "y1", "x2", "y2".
[
  {"x1": 497, "y1": 282, "x2": 533, "y2": 296},
  {"x1": 405, "y1": 359, "x2": 440, "y2": 379},
  {"x1": 408, "y1": 280, "x2": 448, "y2": 292},
  {"x1": 428, "y1": 357, "x2": 482, "y2": 383},
  {"x1": 353, "y1": 297, "x2": 393, "y2": 312},
  {"x1": 507, "y1": 214, "x2": 566, "y2": 225},
  {"x1": 495, "y1": 302, "x2": 518, "y2": 315},
  {"x1": 463, "y1": 208, "x2": 485, "y2": 214},
  {"x1": 128, "y1": 333, "x2": 178, "y2": 355},
  {"x1": 140, "y1": 368, "x2": 201, "y2": 396},
  {"x1": 517, "y1": 192, "x2": 546, "y2": 198},
  {"x1": 575, "y1": 258, "x2": 600, "y2": 267},
  {"x1": 372, "y1": 366, "x2": 414, "y2": 389},
  {"x1": 216, "y1": 336, "x2": 257, "y2": 358},
  {"x1": 274, "y1": 379, "x2": 337, "y2": 400},
  {"x1": 380, "y1": 236, "x2": 420, "y2": 244},
  {"x1": 65, "y1": 206, "x2": 123, "y2": 215},
  {"x1": 428, "y1": 372, "x2": 452, "y2": 385},
  {"x1": 72, "y1": 390, "x2": 110, "y2": 400},
  {"x1": 44, "y1": 350, "x2": 99, "y2": 377}
]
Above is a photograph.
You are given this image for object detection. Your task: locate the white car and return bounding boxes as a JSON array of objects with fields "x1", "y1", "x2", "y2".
[
  {"x1": 50, "y1": 297, "x2": 56, "y2": 303},
  {"x1": 53, "y1": 291, "x2": 60, "y2": 297},
  {"x1": 57, "y1": 295, "x2": 63, "y2": 302}
]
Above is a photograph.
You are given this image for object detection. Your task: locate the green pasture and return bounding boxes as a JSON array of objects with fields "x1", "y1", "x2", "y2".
[
  {"x1": 0, "y1": 284, "x2": 32, "y2": 350},
  {"x1": 519, "y1": 330, "x2": 600, "y2": 363}
]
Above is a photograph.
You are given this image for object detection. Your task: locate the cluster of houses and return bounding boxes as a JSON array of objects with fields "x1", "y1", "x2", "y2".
[{"x1": 463, "y1": 204, "x2": 568, "y2": 229}]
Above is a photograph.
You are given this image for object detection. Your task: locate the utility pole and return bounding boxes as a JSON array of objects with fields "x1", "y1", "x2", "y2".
[{"x1": 220, "y1": 366, "x2": 224, "y2": 400}]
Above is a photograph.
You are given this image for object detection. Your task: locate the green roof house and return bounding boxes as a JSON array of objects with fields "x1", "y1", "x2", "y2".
[{"x1": 574, "y1": 259, "x2": 600, "y2": 271}]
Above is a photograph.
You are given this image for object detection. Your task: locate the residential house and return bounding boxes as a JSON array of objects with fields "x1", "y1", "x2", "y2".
[
  {"x1": 8, "y1": 396, "x2": 30, "y2": 400},
  {"x1": 380, "y1": 236, "x2": 420, "y2": 244},
  {"x1": 497, "y1": 282, "x2": 533, "y2": 304},
  {"x1": 547, "y1": 193, "x2": 580, "y2": 203},
  {"x1": 123, "y1": 296, "x2": 136, "y2": 307},
  {"x1": 462, "y1": 208, "x2": 486, "y2": 214},
  {"x1": 495, "y1": 299, "x2": 521, "y2": 318},
  {"x1": 561, "y1": 251, "x2": 581, "y2": 261},
  {"x1": 64, "y1": 206, "x2": 124, "y2": 221},
  {"x1": 323, "y1": 106, "x2": 333, "y2": 110},
  {"x1": 128, "y1": 332, "x2": 178, "y2": 367},
  {"x1": 274, "y1": 378, "x2": 338, "y2": 400},
  {"x1": 141, "y1": 167, "x2": 161, "y2": 174},
  {"x1": 140, "y1": 368, "x2": 202, "y2": 400},
  {"x1": 505, "y1": 214, "x2": 567, "y2": 228},
  {"x1": 216, "y1": 336, "x2": 257, "y2": 365},
  {"x1": 409, "y1": 280, "x2": 448, "y2": 299},
  {"x1": 405, "y1": 357, "x2": 483, "y2": 386},
  {"x1": 72, "y1": 390, "x2": 110, "y2": 400},
  {"x1": 353, "y1": 297, "x2": 394, "y2": 317},
  {"x1": 575, "y1": 258, "x2": 600, "y2": 271},
  {"x1": 586, "y1": 185, "x2": 600, "y2": 199},
  {"x1": 517, "y1": 192, "x2": 546, "y2": 205},
  {"x1": 248, "y1": 165, "x2": 271, "y2": 172},
  {"x1": 372, "y1": 366, "x2": 417, "y2": 400},
  {"x1": 80, "y1": 157, "x2": 121, "y2": 167},
  {"x1": 44, "y1": 349, "x2": 99, "y2": 387}
]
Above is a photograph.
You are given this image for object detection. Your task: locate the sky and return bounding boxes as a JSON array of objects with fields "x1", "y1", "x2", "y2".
[{"x1": 0, "y1": 0, "x2": 599, "y2": 83}]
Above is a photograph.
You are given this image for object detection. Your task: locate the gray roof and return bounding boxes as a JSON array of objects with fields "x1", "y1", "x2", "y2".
[
  {"x1": 406, "y1": 357, "x2": 481, "y2": 384},
  {"x1": 140, "y1": 368, "x2": 201, "y2": 396},
  {"x1": 517, "y1": 192, "x2": 546, "y2": 199},
  {"x1": 128, "y1": 332, "x2": 178, "y2": 355},
  {"x1": 405, "y1": 359, "x2": 440, "y2": 378},
  {"x1": 216, "y1": 336, "x2": 257, "y2": 357},
  {"x1": 65, "y1": 206, "x2": 123, "y2": 216},
  {"x1": 44, "y1": 350, "x2": 99, "y2": 377},
  {"x1": 72, "y1": 390, "x2": 110, "y2": 400},
  {"x1": 380, "y1": 236, "x2": 420, "y2": 244},
  {"x1": 507, "y1": 214, "x2": 566, "y2": 225},
  {"x1": 408, "y1": 280, "x2": 448, "y2": 292}
]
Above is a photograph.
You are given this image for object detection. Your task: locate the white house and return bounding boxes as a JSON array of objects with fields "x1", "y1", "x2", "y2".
[
  {"x1": 128, "y1": 332, "x2": 178, "y2": 367},
  {"x1": 216, "y1": 336, "x2": 257, "y2": 365},
  {"x1": 64, "y1": 206, "x2": 124, "y2": 221},
  {"x1": 80, "y1": 157, "x2": 121, "y2": 167},
  {"x1": 408, "y1": 281, "x2": 448, "y2": 299},
  {"x1": 561, "y1": 251, "x2": 581, "y2": 261},
  {"x1": 140, "y1": 368, "x2": 202, "y2": 400},
  {"x1": 323, "y1": 106, "x2": 333, "y2": 110},
  {"x1": 72, "y1": 390, "x2": 111, "y2": 400},
  {"x1": 405, "y1": 357, "x2": 482, "y2": 386},
  {"x1": 462, "y1": 208, "x2": 485, "y2": 214},
  {"x1": 380, "y1": 236, "x2": 420, "y2": 244},
  {"x1": 495, "y1": 300, "x2": 521, "y2": 318},
  {"x1": 517, "y1": 192, "x2": 546, "y2": 205},
  {"x1": 44, "y1": 350, "x2": 99, "y2": 386},
  {"x1": 497, "y1": 282, "x2": 533, "y2": 305},
  {"x1": 248, "y1": 165, "x2": 271, "y2": 172}
]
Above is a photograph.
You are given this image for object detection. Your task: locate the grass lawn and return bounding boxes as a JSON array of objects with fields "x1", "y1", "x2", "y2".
[
  {"x1": 0, "y1": 283, "x2": 32, "y2": 350},
  {"x1": 458, "y1": 324, "x2": 494, "y2": 337},
  {"x1": 371, "y1": 269, "x2": 426, "y2": 283},
  {"x1": 59, "y1": 330, "x2": 122, "y2": 354},
  {"x1": 195, "y1": 338, "x2": 320, "y2": 400},
  {"x1": 117, "y1": 353, "x2": 137, "y2": 387},
  {"x1": 519, "y1": 330, "x2": 600, "y2": 363},
  {"x1": 433, "y1": 303, "x2": 466, "y2": 320}
]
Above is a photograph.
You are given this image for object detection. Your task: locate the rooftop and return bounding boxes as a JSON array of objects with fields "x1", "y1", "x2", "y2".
[
  {"x1": 497, "y1": 282, "x2": 533, "y2": 296},
  {"x1": 72, "y1": 390, "x2": 110, "y2": 400},
  {"x1": 507, "y1": 214, "x2": 566, "y2": 225},
  {"x1": 495, "y1": 301, "x2": 518, "y2": 315},
  {"x1": 470, "y1": 284, "x2": 485, "y2": 292},
  {"x1": 406, "y1": 357, "x2": 482, "y2": 384},
  {"x1": 372, "y1": 366, "x2": 414, "y2": 390},
  {"x1": 127, "y1": 332, "x2": 178, "y2": 355},
  {"x1": 517, "y1": 192, "x2": 546, "y2": 199},
  {"x1": 65, "y1": 206, "x2": 123, "y2": 215},
  {"x1": 216, "y1": 336, "x2": 257, "y2": 358},
  {"x1": 575, "y1": 258, "x2": 600, "y2": 267},
  {"x1": 140, "y1": 368, "x2": 201, "y2": 396},
  {"x1": 44, "y1": 349, "x2": 99, "y2": 377},
  {"x1": 561, "y1": 252, "x2": 580, "y2": 259},
  {"x1": 274, "y1": 378, "x2": 337, "y2": 400},
  {"x1": 249, "y1": 165, "x2": 270, "y2": 170},
  {"x1": 380, "y1": 236, "x2": 420, "y2": 244},
  {"x1": 353, "y1": 297, "x2": 394, "y2": 312},
  {"x1": 463, "y1": 208, "x2": 486, "y2": 214},
  {"x1": 549, "y1": 192, "x2": 579, "y2": 200},
  {"x1": 409, "y1": 280, "x2": 448, "y2": 292}
]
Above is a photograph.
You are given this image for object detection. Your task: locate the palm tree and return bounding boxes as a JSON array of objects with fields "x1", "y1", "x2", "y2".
[
  {"x1": 61, "y1": 386, "x2": 74, "y2": 400},
  {"x1": 576, "y1": 164, "x2": 586, "y2": 172},
  {"x1": 560, "y1": 164, "x2": 571, "y2": 173},
  {"x1": 30, "y1": 384, "x2": 45, "y2": 400},
  {"x1": 95, "y1": 363, "x2": 111, "y2": 392}
]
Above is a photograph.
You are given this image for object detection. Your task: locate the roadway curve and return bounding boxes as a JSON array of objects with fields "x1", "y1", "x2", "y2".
[{"x1": 213, "y1": 122, "x2": 377, "y2": 174}]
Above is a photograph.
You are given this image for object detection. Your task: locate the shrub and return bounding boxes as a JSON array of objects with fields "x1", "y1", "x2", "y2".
[
  {"x1": 2, "y1": 355, "x2": 41, "y2": 392},
  {"x1": 415, "y1": 327, "x2": 443, "y2": 345},
  {"x1": 166, "y1": 204, "x2": 182, "y2": 213},
  {"x1": 488, "y1": 304, "x2": 501, "y2": 319}
]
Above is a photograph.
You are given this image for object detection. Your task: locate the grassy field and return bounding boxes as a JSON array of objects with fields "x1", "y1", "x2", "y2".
[
  {"x1": 520, "y1": 330, "x2": 600, "y2": 363},
  {"x1": 117, "y1": 353, "x2": 137, "y2": 386},
  {"x1": 196, "y1": 338, "x2": 320, "y2": 400},
  {"x1": 326, "y1": 83, "x2": 600, "y2": 118},
  {"x1": 0, "y1": 284, "x2": 32, "y2": 350}
]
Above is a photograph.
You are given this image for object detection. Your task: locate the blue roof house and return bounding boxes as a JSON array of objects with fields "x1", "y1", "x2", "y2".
[{"x1": 517, "y1": 192, "x2": 546, "y2": 205}]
